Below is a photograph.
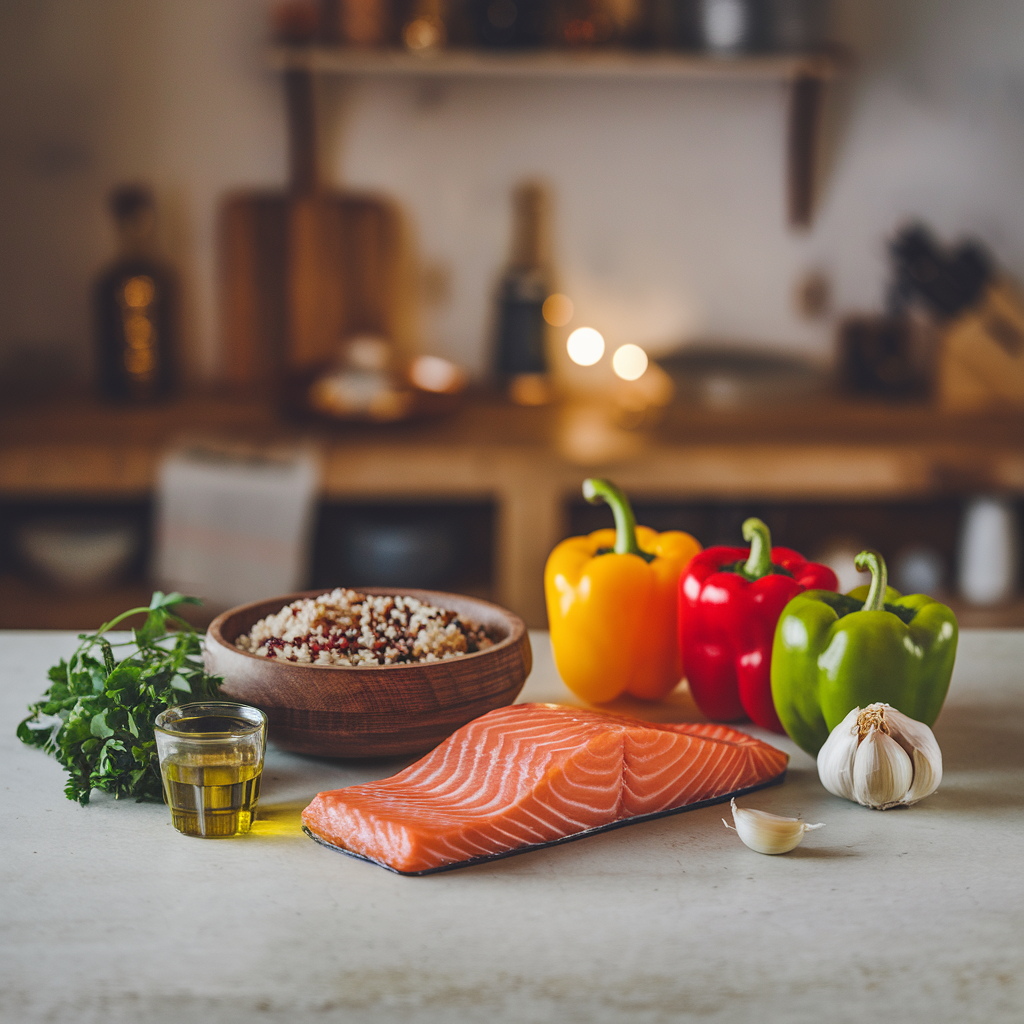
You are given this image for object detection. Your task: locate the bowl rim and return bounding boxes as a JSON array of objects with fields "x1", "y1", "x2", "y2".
[{"x1": 205, "y1": 586, "x2": 528, "y2": 671}]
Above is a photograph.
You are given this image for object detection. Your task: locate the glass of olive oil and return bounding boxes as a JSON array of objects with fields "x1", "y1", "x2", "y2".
[{"x1": 154, "y1": 702, "x2": 267, "y2": 838}]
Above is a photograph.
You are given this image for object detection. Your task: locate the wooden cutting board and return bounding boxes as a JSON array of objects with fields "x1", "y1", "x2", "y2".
[{"x1": 220, "y1": 69, "x2": 409, "y2": 395}]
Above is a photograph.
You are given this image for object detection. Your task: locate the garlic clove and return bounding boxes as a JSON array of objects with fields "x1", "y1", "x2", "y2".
[
  {"x1": 723, "y1": 798, "x2": 825, "y2": 855},
  {"x1": 817, "y1": 706, "x2": 861, "y2": 801},
  {"x1": 903, "y1": 745, "x2": 942, "y2": 805},
  {"x1": 852, "y1": 728, "x2": 914, "y2": 809},
  {"x1": 881, "y1": 708, "x2": 943, "y2": 805}
]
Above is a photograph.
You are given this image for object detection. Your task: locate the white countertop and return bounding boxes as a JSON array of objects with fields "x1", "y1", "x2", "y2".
[{"x1": 1, "y1": 629, "x2": 1022, "y2": 1024}]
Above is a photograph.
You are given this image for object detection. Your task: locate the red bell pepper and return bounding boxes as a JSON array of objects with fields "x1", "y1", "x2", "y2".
[{"x1": 678, "y1": 518, "x2": 838, "y2": 732}]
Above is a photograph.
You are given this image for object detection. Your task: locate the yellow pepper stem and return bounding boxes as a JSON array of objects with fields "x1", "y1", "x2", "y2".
[{"x1": 582, "y1": 478, "x2": 642, "y2": 557}]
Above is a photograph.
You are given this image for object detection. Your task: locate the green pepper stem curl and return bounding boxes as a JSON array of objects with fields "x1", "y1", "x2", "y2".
[
  {"x1": 855, "y1": 549, "x2": 888, "y2": 611},
  {"x1": 741, "y1": 518, "x2": 773, "y2": 580},
  {"x1": 583, "y1": 478, "x2": 642, "y2": 557}
]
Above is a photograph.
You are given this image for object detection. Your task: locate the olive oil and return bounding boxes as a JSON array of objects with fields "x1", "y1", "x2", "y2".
[
  {"x1": 154, "y1": 704, "x2": 267, "y2": 839},
  {"x1": 161, "y1": 757, "x2": 262, "y2": 838}
]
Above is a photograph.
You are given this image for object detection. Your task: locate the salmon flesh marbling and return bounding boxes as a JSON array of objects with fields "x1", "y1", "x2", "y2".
[{"x1": 301, "y1": 702, "x2": 789, "y2": 873}]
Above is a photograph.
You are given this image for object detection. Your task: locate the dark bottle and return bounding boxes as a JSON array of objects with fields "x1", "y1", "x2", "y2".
[
  {"x1": 494, "y1": 182, "x2": 552, "y2": 402},
  {"x1": 94, "y1": 184, "x2": 176, "y2": 403},
  {"x1": 470, "y1": 0, "x2": 545, "y2": 47}
]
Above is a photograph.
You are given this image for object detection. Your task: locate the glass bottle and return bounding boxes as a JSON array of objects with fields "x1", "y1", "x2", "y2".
[
  {"x1": 94, "y1": 185, "x2": 176, "y2": 403},
  {"x1": 494, "y1": 181, "x2": 553, "y2": 404}
]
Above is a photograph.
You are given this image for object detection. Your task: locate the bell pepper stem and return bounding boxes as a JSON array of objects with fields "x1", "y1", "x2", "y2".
[
  {"x1": 582, "y1": 478, "x2": 642, "y2": 556},
  {"x1": 740, "y1": 518, "x2": 773, "y2": 580},
  {"x1": 855, "y1": 549, "x2": 888, "y2": 611}
]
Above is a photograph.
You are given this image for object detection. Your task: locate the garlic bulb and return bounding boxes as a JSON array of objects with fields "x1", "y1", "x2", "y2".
[
  {"x1": 817, "y1": 703, "x2": 943, "y2": 810},
  {"x1": 723, "y1": 798, "x2": 825, "y2": 855}
]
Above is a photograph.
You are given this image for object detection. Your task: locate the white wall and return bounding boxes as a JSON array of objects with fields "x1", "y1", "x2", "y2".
[{"x1": 3, "y1": 0, "x2": 1024, "y2": 384}]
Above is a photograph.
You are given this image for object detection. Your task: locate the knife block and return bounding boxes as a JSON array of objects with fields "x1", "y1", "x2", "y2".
[{"x1": 936, "y1": 277, "x2": 1024, "y2": 412}]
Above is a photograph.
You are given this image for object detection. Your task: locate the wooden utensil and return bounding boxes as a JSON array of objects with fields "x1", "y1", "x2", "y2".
[
  {"x1": 204, "y1": 588, "x2": 532, "y2": 758},
  {"x1": 220, "y1": 69, "x2": 407, "y2": 395}
]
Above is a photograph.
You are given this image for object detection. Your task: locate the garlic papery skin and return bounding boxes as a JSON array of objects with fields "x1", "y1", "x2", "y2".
[
  {"x1": 723, "y1": 798, "x2": 824, "y2": 855},
  {"x1": 817, "y1": 703, "x2": 943, "y2": 810}
]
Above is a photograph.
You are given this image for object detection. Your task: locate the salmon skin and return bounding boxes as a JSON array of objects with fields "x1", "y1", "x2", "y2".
[{"x1": 301, "y1": 703, "x2": 789, "y2": 875}]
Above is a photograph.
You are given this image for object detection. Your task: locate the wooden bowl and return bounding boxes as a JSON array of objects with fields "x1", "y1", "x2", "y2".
[{"x1": 204, "y1": 588, "x2": 532, "y2": 758}]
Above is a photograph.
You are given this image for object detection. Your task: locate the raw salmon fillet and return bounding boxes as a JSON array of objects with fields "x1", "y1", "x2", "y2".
[{"x1": 302, "y1": 703, "x2": 788, "y2": 873}]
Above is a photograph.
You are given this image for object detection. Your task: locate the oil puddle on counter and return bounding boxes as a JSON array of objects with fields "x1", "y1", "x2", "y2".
[{"x1": 247, "y1": 800, "x2": 310, "y2": 839}]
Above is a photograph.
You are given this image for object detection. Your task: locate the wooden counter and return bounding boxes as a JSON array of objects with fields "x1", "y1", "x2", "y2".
[{"x1": 2, "y1": 393, "x2": 1022, "y2": 627}]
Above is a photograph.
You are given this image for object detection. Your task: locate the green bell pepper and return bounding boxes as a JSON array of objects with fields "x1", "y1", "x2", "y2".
[{"x1": 770, "y1": 549, "x2": 958, "y2": 756}]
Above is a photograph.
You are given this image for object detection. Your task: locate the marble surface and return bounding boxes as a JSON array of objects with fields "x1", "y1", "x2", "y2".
[{"x1": 1, "y1": 629, "x2": 1022, "y2": 1024}]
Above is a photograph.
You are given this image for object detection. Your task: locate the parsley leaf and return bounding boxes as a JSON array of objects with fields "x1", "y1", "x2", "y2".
[{"x1": 17, "y1": 593, "x2": 223, "y2": 805}]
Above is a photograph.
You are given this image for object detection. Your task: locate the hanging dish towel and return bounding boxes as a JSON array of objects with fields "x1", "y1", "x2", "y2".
[{"x1": 153, "y1": 443, "x2": 319, "y2": 610}]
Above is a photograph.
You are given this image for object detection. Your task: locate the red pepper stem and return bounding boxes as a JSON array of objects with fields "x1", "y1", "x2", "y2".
[
  {"x1": 740, "y1": 518, "x2": 773, "y2": 580},
  {"x1": 855, "y1": 549, "x2": 887, "y2": 611},
  {"x1": 582, "y1": 478, "x2": 642, "y2": 557}
]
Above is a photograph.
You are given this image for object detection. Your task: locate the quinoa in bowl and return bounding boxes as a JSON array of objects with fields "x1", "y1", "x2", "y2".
[{"x1": 234, "y1": 588, "x2": 494, "y2": 666}]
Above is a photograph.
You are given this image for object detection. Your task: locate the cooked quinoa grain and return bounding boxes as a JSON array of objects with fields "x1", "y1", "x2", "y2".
[{"x1": 234, "y1": 589, "x2": 494, "y2": 666}]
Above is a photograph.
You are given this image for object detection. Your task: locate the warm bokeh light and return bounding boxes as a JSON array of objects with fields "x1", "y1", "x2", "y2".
[
  {"x1": 403, "y1": 16, "x2": 445, "y2": 51},
  {"x1": 123, "y1": 275, "x2": 155, "y2": 308},
  {"x1": 612, "y1": 344, "x2": 648, "y2": 381},
  {"x1": 409, "y1": 355, "x2": 462, "y2": 393},
  {"x1": 567, "y1": 327, "x2": 605, "y2": 366},
  {"x1": 508, "y1": 373, "x2": 553, "y2": 406},
  {"x1": 542, "y1": 293, "x2": 574, "y2": 327}
]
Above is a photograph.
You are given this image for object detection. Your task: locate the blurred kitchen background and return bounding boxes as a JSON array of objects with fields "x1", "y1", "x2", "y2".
[{"x1": 1, "y1": 0, "x2": 1022, "y2": 630}]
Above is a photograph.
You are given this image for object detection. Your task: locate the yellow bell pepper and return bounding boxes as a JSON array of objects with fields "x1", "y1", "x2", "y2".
[{"x1": 544, "y1": 478, "x2": 702, "y2": 703}]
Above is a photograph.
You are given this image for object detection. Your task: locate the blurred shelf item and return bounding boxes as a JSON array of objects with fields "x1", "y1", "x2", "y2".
[
  {"x1": 95, "y1": 184, "x2": 178, "y2": 404},
  {"x1": 2, "y1": 393, "x2": 1022, "y2": 628},
  {"x1": 14, "y1": 515, "x2": 141, "y2": 592},
  {"x1": 957, "y1": 495, "x2": 1019, "y2": 606},
  {"x1": 494, "y1": 181, "x2": 554, "y2": 396},
  {"x1": 659, "y1": 346, "x2": 829, "y2": 407},
  {"x1": 221, "y1": 63, "x2": 410, "y2": 405},
  {"x1": 269, "y1": 44, "x2": 848, "y2": 227},
  {"x1": 310, "y1": 500, "x2": 495, "y2": 596}
]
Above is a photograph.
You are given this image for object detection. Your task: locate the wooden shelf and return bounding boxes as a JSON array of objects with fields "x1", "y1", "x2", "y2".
[
  {"x1": 270, "y1": 45, "x2": 848, "y2": 226},
  {"x1": 2, "y1": 394, "x2": 1022, "y2": 627},
  {"x1": 270, "y1": 45, "x2": 845, "y2": 82}
]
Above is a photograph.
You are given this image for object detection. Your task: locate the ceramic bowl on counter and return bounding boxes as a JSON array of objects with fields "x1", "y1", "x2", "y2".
[
  {"x1": 204, "y1": 588, "x2": 531, "y2": 758},
  {"x1": 15, "y1": 516, "x2": 142, "y2": 591}
]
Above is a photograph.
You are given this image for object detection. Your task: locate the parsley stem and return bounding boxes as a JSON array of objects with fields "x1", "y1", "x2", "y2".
[{"x1": 97, "y1": 606, "x2": 153, "y2": 636}]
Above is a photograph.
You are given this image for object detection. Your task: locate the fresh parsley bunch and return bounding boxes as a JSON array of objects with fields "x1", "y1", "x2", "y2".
[{"x1": 17, "y1": 591, "x2": 223, "y2": 805}]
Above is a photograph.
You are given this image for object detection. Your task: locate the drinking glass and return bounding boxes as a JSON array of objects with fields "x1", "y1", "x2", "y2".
[{"x1": 154, "y1": 702, "x2": 267, "y2": 838}]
